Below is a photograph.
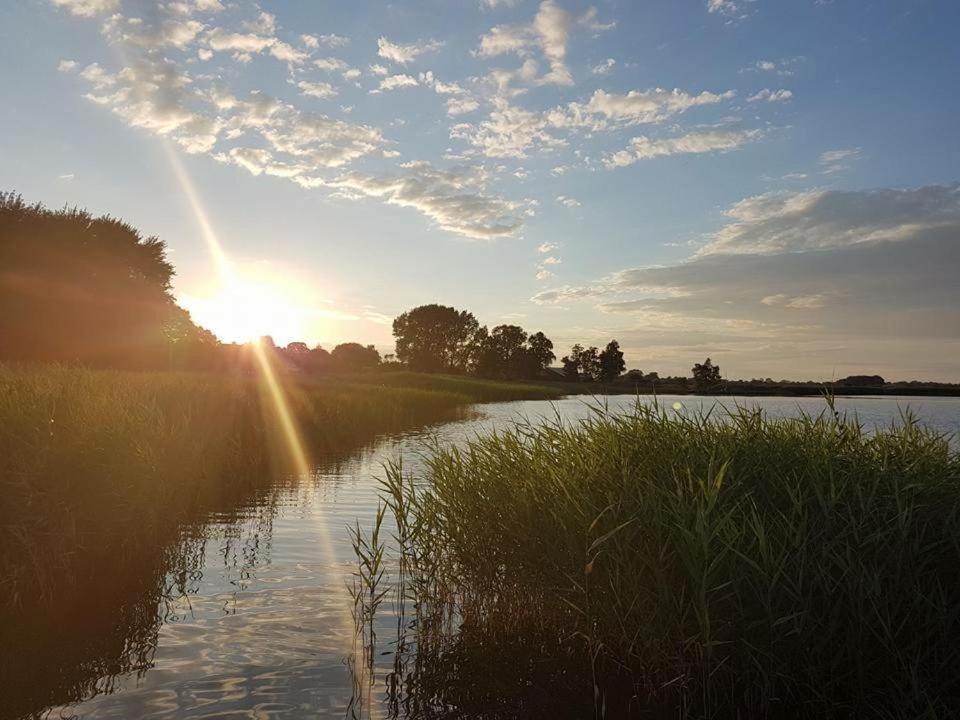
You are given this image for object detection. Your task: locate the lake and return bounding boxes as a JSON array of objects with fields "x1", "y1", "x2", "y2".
[{"x1": 25, "y1": 394, "x2": 960, "y2": 719}]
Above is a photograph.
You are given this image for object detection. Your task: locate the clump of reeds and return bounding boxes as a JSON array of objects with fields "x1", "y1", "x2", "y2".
[{"x1": 363, "y1": 401, "x2": 960, "y2": 718}]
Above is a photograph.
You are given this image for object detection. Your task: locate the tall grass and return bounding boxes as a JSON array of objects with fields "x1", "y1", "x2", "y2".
[
  {"x1": 0, "y1": 364, "x2": 559, "y2": 609},
  {"x1": 362, "y1": 402, "x2": 960, "y2": 718},
  {"x1": 355, "y1": 371, "x2": 564, "y2": 402}
]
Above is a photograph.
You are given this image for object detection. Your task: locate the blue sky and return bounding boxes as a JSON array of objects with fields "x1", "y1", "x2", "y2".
[{"x1": 2, "y1": 0, "x2": 959, "y2": 379}]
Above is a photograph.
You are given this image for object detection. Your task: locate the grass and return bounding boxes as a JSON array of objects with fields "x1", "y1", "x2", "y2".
[
  {"x1": 360, "y1": 400, "x2": 960, "y2": 719},
  {"x1": 0, "y1": 363, "x2": 561, "y2": 610},
  {"x1": 353, "y1": 370, "x2": 565, "y2": 402}
]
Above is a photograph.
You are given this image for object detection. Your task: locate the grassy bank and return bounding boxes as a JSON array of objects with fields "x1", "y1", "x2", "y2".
[
  {"x1": 363, "y1": 402, "x2": 960, "y2": 718},
  {"x1": 0, "y1": 364, "x2": 561, "y2": 609}
]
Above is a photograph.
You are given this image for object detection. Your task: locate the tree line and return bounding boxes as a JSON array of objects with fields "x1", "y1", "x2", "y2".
[{"x1": 15, "y1": 192, "x2": 889, "y2": 392}]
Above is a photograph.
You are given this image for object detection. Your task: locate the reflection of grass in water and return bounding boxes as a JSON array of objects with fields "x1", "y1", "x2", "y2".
[
  {"x1": 358, "y1": 401, "x2": 960, "y2": 719},
  {"x1": 0, "y1": 364, "x2": 560, "y2": 718}
]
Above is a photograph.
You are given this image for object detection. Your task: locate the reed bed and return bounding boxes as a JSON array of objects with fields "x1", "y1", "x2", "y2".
[
  {"x1": 0, "y1": 364, "x2": 558, "y2": 609},
  {"x1": 362, "y1": 401, "x2": 960, "y2": 719}
]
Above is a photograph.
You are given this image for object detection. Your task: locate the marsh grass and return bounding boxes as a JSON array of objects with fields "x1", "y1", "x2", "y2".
[
  {"x1": 0, "y1": 364, "x2": 560, "y2": 609},
  {"x1": 360, "y1": 401, "x2": 960, "y2": 719}
]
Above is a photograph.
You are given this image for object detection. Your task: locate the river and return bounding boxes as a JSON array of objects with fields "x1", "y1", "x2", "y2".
[{"x1": 28, "y1": 394, "x2": 960, "y2": 719}]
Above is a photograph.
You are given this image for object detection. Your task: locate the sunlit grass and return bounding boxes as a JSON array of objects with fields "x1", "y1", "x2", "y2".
[
  {"x1": 364, "y1": 401, "x2": 960, "y2": 718},
  {"x1": 0, "y1": 364, "x2": 560, "y2": 609}
]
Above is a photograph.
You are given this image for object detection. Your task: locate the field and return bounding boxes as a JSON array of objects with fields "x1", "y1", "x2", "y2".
[
  {"x1": 359, "y1": 401, "x2": 960, "y2": 718},
  {"x1": 0, "y1": 364, "x2": 562, "y2": 609}
]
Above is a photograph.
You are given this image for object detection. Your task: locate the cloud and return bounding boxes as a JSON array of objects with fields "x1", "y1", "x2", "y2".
[
  {"x1": 327, "y1": 161, "x2": 526, "y2": 239},
  {"x1": 591, "y1": 58, "x2": 615, "y2": 76},
  {"x1": 451, "y1": 101, "x2": 565, "y2": 158},
  {"x1": 536, "y1": 184, "x2": 960, "y2": 377},
  {"x1": 58, "y1": 59, "x2": 78, "y2": 72},
  {"x1": 376, "y1": 74, "x2": 419, "y2": 91},
  {"x1": 573, "y1": 88, "x2": 736, "y2": 126},
  {"x1": 49, "y1": 0, "x2": 118, "y2": 17},
  {"x1": 475, "y1": 0, "x2": 576, "y2": 86},
  {"x1": 747, "y1": 88, "x2": 793, "y2": 103},
  {"x1": 297, "y1": 80, "x2": 337, "y2": 99},
  {"x1": 604, "y1": 129, "x2": 763, "y2": 168},
  {"x1": 377, "y1": 36, "x2": 444, "y2": 64},
  {"x1": 818, "y1": 147, "x2": 861, "y2": 173},
  {"x1": 761, "y1": 293, "x2": 827, "y2": 309},
  {"x1": 556, "y1": 195, "x2": 580, "y2": 207},
  {"x1": 537, "y1": 242, "x2": 558, "y2": 253},
  {"x1": 699, "y1": 184, "x2": 960, "y2": 255}
]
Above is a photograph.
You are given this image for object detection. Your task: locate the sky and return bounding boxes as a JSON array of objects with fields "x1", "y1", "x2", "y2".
[{"x1": 2, "y1": 0, "x2": 959, "y2": 380}]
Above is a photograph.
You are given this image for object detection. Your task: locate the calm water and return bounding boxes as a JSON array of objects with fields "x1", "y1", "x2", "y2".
[{"x1": 26, "y1": 395, "x2": 960, "y2": 719}]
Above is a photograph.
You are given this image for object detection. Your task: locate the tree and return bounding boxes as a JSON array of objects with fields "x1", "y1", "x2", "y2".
[
  {"x1": 598, "y1": 340, "x2": 626, "y2": 383},
  {"x1": 578, "y1": 346, "x2": 602, "y2": 382},
  {"x1": 0, "y1": 192, "x2": 214, "y2": 367},
  {"x1": 331, "y1": 342, "x2": 381, "y2": 371},
  {"x1": 692, "y1": 357, "x2": 722, "y2": 392},
  {"x1": 527, "y1": 331, "x2": 556, "y2": 373},
  {"x1": 392, "y1": 304, "x2": 480, "y2": 373},
  {"x1": 561, "y1": 344, "x2": 584, "y2": 380}
]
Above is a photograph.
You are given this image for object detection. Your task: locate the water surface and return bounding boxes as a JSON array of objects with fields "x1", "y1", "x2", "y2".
[{"x1": 29, "y1": 394, "x2": 960, "y2": 719}]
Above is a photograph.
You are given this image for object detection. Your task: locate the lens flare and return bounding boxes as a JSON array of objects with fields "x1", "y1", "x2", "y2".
[{"x1": 163, "y1": 144, "x2": 377, "y2": 713}]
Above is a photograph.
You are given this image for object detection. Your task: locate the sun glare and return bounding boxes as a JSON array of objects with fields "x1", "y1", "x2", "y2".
[{"x1": 184, "y1": 270, "x2": 315, "y2": 345}]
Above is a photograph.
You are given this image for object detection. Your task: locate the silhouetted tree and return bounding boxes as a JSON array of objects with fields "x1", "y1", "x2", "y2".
[
  {"x1": 837, "y1": 375, "x2": 885, "y2": 387},
  {"x1": 475, "y1": 325, "x2": 526, "y2": 378},
  {"x1": 579, "y1": 346, "x2": 602, "y2": 382},
  {"x1": 598, "y1": 340, "x2": 626, "y2": 383},
  {"x1": 692, "y1": 357, "x2": 722, "y2": 392},
  {"x1": 527, "y1": 331, "x2": 556, "y2": 372},
  {"x1": 331, "y1": 342, "x2": 381, "y2": 371},
  {"x1": 0, "y1": 192, "x2": 214, "y2": 367},
  {"x1": 561, "y1": 344, "x2": 584, "y2": 380},
  {"x1": 393, "y1": 304, "x2": 480, "y2": 373}
]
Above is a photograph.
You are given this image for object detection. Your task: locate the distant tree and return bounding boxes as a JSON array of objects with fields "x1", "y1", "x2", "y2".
[
  {"x1": 646, "y1": 371, "x2": 659, "y2": 381},
  {"x1": 561, "y1": 344, "x2": 584, "y2": 381},
  {"x1": 692, "y1": 357, "x2": 722, "y2": 392},
  {"x1": 598, "y1": 340, "x2": 626, "y2": 383},
  {"x1": 624, "y1": 368, "x2": 644, "y2": 383},
  {"x1": 331, "y1": 342, "x2": 380, "y2": 371},
  {"x1": 527, "y1": 331, "x2": 556, "y2": 373},
  {"x1": 393, "y1": 304, "x2": 480, "y2": 373},
  {"x1": 475, "y1": 324, "x2": 527, "y2": 379},
  {"x1": 0, "y1": 192, "x2": 214, "y2": 367},
  {"x1": 837, "y1": 374, "x2": 885, "y2": 387},
  {"x1": 286, "y1": 341, "x2": 309, "y2": 354},
  {"x1": 578, "y1": 346, "x2": 602, "y2": 383}
]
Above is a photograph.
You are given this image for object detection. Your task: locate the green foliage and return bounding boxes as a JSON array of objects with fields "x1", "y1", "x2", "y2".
[
  {"x1": 331, "y1": 342, "x2": 381, "y2": 370},
  {"x1": 392, "y1": 304, "x2": 481, "y2": 373},
  {"x1": 365, "y1": 404, "x2": 960, "y2": 718},
  {"x1": 474, "y1": 325, "x2": 556, "y2": 380},
  {"x1": 0, "y1": 193, "x2": 214, "y2": 367}
]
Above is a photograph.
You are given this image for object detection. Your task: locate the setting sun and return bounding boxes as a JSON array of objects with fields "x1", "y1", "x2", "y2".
[{"x1": 181, "y1": 267, "x2": 319, "y2": 345}]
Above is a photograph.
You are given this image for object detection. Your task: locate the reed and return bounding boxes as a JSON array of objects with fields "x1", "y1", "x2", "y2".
[
  {"x1": 0, "y1": 363, "x2": 559, "y2": 609},
  {"x1": 364, "y1": 401, "x2": 960, "y2": 718}
]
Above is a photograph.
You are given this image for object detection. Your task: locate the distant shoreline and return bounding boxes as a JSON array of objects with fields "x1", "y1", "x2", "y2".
[{"x1": 544, "y1": 381, "x2": 960, "y2": 399}]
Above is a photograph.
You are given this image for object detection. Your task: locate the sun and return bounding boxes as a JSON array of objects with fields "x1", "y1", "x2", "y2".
[{"x1": 180, "y1": 266, "x2": 318, "y2": 346}]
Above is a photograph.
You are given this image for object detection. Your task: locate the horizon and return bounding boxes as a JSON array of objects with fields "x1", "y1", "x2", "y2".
[{"x1": 2, "y1": 0, "x2": 959, "y2": 381}]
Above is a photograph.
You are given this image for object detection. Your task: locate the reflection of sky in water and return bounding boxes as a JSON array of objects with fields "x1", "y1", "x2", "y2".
[{"x1": 47, "y1": 395, "x2": 960, "y2": 718}]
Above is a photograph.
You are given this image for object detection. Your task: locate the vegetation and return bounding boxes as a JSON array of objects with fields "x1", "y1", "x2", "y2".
[
  {"x1": 357, "y1": 402, "x2": 960, "y2": 718},
  {"x1": 0, "y1": 192, "x2": 217, "y2": 368},
  {"x1": 692, "y1": 356, "x2": 723, "y2": 392},
  {"x1": 0, "y1": 364, "x2": 560, "y2": 610}
]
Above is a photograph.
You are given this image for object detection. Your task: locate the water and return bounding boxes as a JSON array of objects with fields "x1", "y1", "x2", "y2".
[{"x1": 20, "y1": 394, "x2": 960, "y2": 719}]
